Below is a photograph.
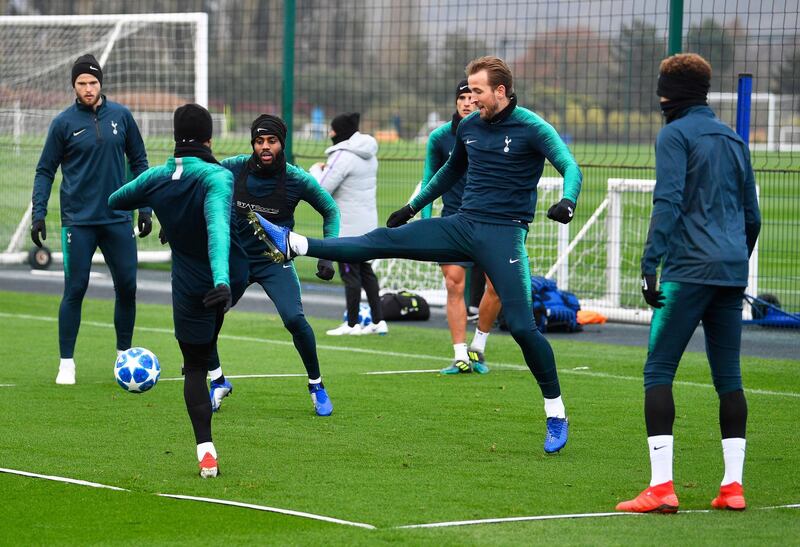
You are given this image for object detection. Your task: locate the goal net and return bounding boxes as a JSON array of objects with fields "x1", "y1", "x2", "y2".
[{"x1": 0, "y1": 13, "x2": 213, "y2": 265}]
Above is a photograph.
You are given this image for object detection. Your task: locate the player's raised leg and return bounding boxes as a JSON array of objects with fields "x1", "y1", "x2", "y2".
[{"x1": 251, "y1": 212, "x2": 472, "y2": 265}]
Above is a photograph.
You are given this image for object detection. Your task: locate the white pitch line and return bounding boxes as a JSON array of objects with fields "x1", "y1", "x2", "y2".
[
  {"x1": 396, "y1": 504, "x2": 800, "y2": 529},
  {"x1": 0, "y1": 466, "x2": 376, "y2": 529},
  {"x1": 2, "y1": 311, "x2": 799, "y2": 399},
  {"x1": 363, "y1": 369, "x2": 440, "y2": 375},
  {"x1": 0, "y1": 467, "x2": 127, "y2": 491},
  {"x1": 158, "y1": 493, "x2": 376, "y2": 530}
]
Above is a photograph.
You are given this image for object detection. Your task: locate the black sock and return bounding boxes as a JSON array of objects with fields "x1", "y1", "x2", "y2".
[
  {"x1": 719, "y1": 389, "x2": 747, "y2": 439},
  {"x1": 184, "y1": 367, "x2": 212, "y2": 444},
  {"x1": 645, "y1": 384, "x2": 675, "y2": 437}
]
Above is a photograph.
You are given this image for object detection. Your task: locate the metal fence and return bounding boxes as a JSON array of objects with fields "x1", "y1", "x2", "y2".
[{"x1": 1, "y1": 0, "x2": 798, "y2": 318}]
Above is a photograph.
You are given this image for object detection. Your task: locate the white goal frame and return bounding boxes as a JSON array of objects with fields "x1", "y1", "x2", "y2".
[
  {"x1": 571, "y1": 179, "x2": 759, "y2": 323},
  {"x1": 0, "y1": 13, "x2": 209, "y2": 266}
]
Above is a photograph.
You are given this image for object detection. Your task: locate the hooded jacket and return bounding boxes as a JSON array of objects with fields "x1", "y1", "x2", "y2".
[{"x1": 310, "y1": 131, "x2": 378, "y2": 237}]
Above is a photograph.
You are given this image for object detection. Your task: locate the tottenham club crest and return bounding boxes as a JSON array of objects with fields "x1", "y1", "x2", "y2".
[
  {"x1": 111, "y1": 121, "x2": 118, "y2": 135},
  {"x1": 504, "y1": 136, "x2": 511, "y2": 153}
]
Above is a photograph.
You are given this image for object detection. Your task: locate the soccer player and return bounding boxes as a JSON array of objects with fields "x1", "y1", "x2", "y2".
[
  {"x1": 207, "y1": 114, "x2": 340, "y2": 416},
  {"x1": 31, "y1": 54, "x2": 151, "y2": 385},
  {"x1": 616, "y1": 53, "x2": 761, "y2": 513},
  {"x1": 420, "y1": 79, "x2": 502, "y2": 375},
  {"x1": 250, "y1": 56, "x2": 582, "y2": 453},
  {"x1": 109, "y1": 104, "x2": 249, "y2": 478},
  {"x1": 309, "y1": 113, "x2": 389, "y2": 336}
]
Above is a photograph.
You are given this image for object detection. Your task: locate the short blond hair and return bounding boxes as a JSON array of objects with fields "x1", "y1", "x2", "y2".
[{"x1": 466, "y1": 55, "x2": 514, "y2": 96}]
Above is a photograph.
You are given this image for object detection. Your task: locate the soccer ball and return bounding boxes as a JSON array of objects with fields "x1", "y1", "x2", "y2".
[
  {"x1": 343, "y1": 303, "x2": 372, "y2": 327},
  {"x1": 114, "y1": 347, "x2": 160, "y2": 393}
]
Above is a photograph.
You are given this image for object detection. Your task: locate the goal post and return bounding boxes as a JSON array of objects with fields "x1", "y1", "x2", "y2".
[{"x1": 0, "y1": 13, "x2": 211, "y2": 266}]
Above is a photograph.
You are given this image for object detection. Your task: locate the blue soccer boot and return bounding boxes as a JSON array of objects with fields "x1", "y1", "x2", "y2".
[
  {"x1": 248, "y1": 211, "x2": 293, "y2": 263},
  {"x1": 210, "y1": 378, "x2": 233, "y2": 412},
  {"x1": 544, "y1": 416, "x2": 569, "y2": 453},
  {"x1": 309, "y1": 383, "x2": 333, "y2": 416}
]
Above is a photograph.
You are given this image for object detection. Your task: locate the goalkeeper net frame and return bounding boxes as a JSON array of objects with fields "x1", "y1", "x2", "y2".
[{"x1": 0, "y1": 13, "x2": 210, "y2": 265}]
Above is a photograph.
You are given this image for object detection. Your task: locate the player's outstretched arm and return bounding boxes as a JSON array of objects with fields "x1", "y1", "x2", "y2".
[
  {"x1": 108, "y1": 168, "x2": 158, "y2": 211},
  {"x1": 202, "y1": 169, "x2": 234, "y2": 290},
  {"x1": 299, "y1": 168, "x2": 340, "y2": 238},
  {"x1": 409, "y1": 134, "x2": 467, "y2": 214}
]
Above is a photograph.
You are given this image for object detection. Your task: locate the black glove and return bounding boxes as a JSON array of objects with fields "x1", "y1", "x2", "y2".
[
  {"x1": 31, "y1": 219, "x2": 46, "y2": 248},
  {"x1": 546, "y1": 199, "x2": 576, "y2": 224},
  {"x1": 158, "y1": 228, "x2": 168, "y2": 245},
  {"x1": 386, "y1": 204, "x2": 415, "y2": 228},
  {"x1": 203, "y1": 284, "x2": 232, "y2": 313},
  {"x1": 137, "y1": 211, "x2": 153, "y2": 238},
  {"x1": 315, "y1": 259, "x2": 335, "y2": 281},
  {"x1": 641, "y1": 274, "x2": 665, "y2": 309}
]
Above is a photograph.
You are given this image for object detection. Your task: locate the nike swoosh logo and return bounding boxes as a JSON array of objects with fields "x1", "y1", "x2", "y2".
[
  {"x1": 509, "y1": 258, "x2": 520, "y2": 264},
  {"x1": 282, "y1": 263, "x2": 292, "y2": 269},
  {"x1": 73, "y1": 129, "x2": 86, "y2": 136},
  {"x1": 567, "y1": 207, "x2": 574, "y2": 218},
  {"x1": 465, "y1": 139, "x2": 477, "y2": 144},
  {"x1": 653, "y1": 445, "x2": 667, "y2": 451}
]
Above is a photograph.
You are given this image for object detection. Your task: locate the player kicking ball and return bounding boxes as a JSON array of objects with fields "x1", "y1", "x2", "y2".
[
  {"x1": 247, "y1": 55, "x2": 582, "y2": 454},
  {"x1": 109, "y1": 104, "x2": 249, "y2": 478}
]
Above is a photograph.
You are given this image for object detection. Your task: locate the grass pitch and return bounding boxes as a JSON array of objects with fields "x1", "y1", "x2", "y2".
[{"x1": 1, "y1": 289, "x2": 799, "y2": 545}]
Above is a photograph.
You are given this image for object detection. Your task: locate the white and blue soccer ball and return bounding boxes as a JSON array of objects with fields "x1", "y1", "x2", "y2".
[
  {"x1": 114, "y1": 347, "x2": 160, "y2": 394},
  {"x1": 343, "y1": 303, "x2": 372, "y2": 327}
]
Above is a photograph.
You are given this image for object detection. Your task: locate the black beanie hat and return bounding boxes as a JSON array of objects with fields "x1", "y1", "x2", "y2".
[
  {"x1": 331, "y1": 112, "x2": 360, "y2": 142},
  {"x1": 173, "y1": 103, "x2": 213, "y2": 143},
  {"x1": 250, "y1": 114, "x2": 288, "y2": 147},
  {"x1": 455, "y1": 79, "x2": 470, "y2": 99},
  {"x1": 71, "y1": 54, "x2": 103, "y2": 87}
]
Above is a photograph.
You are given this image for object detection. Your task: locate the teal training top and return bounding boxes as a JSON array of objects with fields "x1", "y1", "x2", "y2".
[
  {"x1": 420, "y1": 120, "x2": 467, "y2": 219},
  {"x1": 33, "y1": 96, "x2": 149, "y2": 226},
  {"x1": 108, "y1": 156, "x2": 233, "y2": 291},
  {"x1": 410, "y1": 103, "x2": 582, "y2": 226},
  {"x1": 221, "y1": 155, "x2": 339, "y2": 267}
]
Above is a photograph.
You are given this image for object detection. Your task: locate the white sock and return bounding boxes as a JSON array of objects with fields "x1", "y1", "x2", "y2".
[
  {"x1": 543, "y1": 396, "x2": 566, "y2": 419},
  {"x1": 471, "y1": 328, "x2": 489, "y2": 352},
  {"x1": 208, "y1": 367, "x2": 223, "y2": 382},
  {"x1": 288, "y1": 232, "x2": 308, "y2": 256},
  {"x1": 648, "y1": 435, "x2": 674, "y2": 486},
  {"x1": 196, "y1": 441, "x2": 217, "y2": 461},
  {"x1": 721, "y1": 437, "x2": 746, "y2": 485},
  {"x1": 308, "y1": 377, "x2": 322, "y2": 385},
  {"x1": 60, "y1": 358, "x2": 75, "y2": 368},
  {"x1": 453, "y1": 343, "x2": 468, "y2": 362}
]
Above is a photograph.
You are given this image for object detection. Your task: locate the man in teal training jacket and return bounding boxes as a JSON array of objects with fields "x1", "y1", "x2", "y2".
[
  {"x1": 109, "y1": 104, "x2": 249, "y2": 479},
  {"x1": 250, "y1": 56, "x2": 582, "y2": 454},
  {"x1": 617, "y1": 53, "x2": 761, "y2": 513}
]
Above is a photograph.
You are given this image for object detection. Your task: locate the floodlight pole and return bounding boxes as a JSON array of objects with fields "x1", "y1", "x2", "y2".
[
  {"x1": 668, "y1": 0, "x2": 684, "y2": 55},
  {"x1": 282, "y1": 0, "x2": 296, "y2": 163}
]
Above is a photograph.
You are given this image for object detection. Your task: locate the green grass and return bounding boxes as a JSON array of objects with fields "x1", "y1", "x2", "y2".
[{"x1": 1, "y1": 289, "x2": 798, "y2": 545}]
